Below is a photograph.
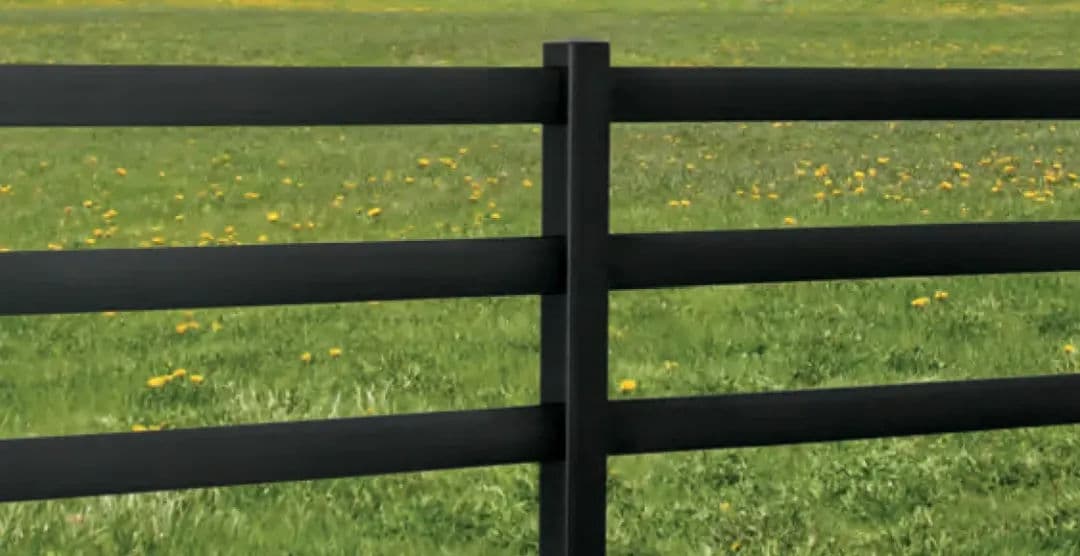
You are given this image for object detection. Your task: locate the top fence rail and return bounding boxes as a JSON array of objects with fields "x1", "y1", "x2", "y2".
[{"x1": 5, "y1": 65, "x2": 1080, "y2": 126}]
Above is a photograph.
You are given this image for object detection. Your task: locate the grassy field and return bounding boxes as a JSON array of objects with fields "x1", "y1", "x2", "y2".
[{"x1": 3, "y1": 0, "x2": 1080, "y2": 554}]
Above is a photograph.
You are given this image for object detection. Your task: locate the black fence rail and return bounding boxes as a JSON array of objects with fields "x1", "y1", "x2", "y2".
[{"x1": 3, "y1": 40, "x2": 1080, "y2": 554}]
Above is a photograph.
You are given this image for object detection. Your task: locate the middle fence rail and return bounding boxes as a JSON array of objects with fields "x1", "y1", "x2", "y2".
[{"x1": 3, "y1": 40, "x2": 1080, "y2": 555}]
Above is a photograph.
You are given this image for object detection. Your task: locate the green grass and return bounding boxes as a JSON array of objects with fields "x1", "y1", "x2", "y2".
[{"x1": 3, "y1": 1, "x2": 1080, "y2": 554}]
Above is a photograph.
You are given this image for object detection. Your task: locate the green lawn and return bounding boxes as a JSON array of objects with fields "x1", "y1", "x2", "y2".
[{"x1": 3, "y1": 1, "x2": 1080, "y2": 554}]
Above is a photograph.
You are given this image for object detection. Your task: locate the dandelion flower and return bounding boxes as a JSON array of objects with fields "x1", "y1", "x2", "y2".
[
  {"x1": 933, "y1": 290, "x2": 949, "y2": 301},
  {"x1": 189, "y1": 374, "x2": 205, "y2": 385},
  {"x1": 266, "y1": 211, "x2": 280, "y2": 223},
  {"x1": 102, "y1": 311, "x2": 117, "y2": 318},
  {"x1": 1066, "y1": 344, "x2": 1076, "y2": 355},
  {"x1": 367, "y1": 207, "x2": 382, "y2": 218},
  {"x1": 911, "y1": 296, "x2": 931, "y2": 308},
  {"x1": 175, "y1": 323, "x2": 189, "y2": 334},
  {"x1": 115, "y1": 167, "x2": 127, "y2": 177},
  {"x1": 328, "y1": 347, "x2": 343, "y2": 358},
  {"x1": 170, "y1": 368, "x2": 187, "y2": 378},
  {"x1": 146, "y1": 376, "x2": 169, "y2": 388},
  {"x1": 618, "y1": 379, "x2": 637, "y2": 394},
  {"x1": 300, "y1": 352, "x2": 313, "y2": 363},
  {"x1": 783, "y1": 216, "x2": 797, "y2": 226},
  {"x1": 418, "y1": 158, "x2": 431, "y2": 168},
  {"x1": 131, "y1": 424, "x2": 148, "y2": 432},
  {"x1": 522, "y1": 179, "x2": 534, "y2": 188}
]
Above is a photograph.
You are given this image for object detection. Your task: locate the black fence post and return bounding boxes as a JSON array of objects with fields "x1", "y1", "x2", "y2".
[{"x1": 539, "y1": 39, "x2": 613, "y2": 555}]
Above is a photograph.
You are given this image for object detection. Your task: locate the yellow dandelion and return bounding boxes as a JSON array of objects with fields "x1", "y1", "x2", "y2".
[
  {"x1": 939, "y1": 181, "x2": 953, "y2": 191},
  {"x1": 367, "y1": 207, "x2": 383, "y2": 218},
  {"x1": 719, "y1": 501, "x2": 732, "y2": 512},
  {"x1": 243, "y1": 192, "x2": 260, "y2": 200},
  {"x1": 418, "y1": 157, "x2": 431, "y2": 168},
  {"x1": 911, "y1": 296, "x2": 931, "y2": 308},
  {"x1": 300, "y1": 352, "x2": 313, "y2": 363},
  {"x1": 82, "y1": 199, "x2": 94, "y2": 208},
  {"x1": 766, "y1": 192, "x2": 779, "y2": 200},
  {"x1": 189, "y1": 374, "x2": 205, "y2": 384},
  {"x1": 211, "y1": 321, "x2": 223, "y2": 332},
  {"x1": 151, "y1": 236, "x2": 165, "y2": 245},
  {"x1": 131, "y1": 424, "x2": 148, "y2": 432},
  {"x1": 951, "y1": 161, "x2": 964, "y2": 171},
  {"x1": 679, "y1": 199, "x2": 691, "y2": 207},
  {"x1": 404, "y1": 176, "x2": 415, "y2": 184},
  {"x1": 266, "y1": 211, "x2": 280, "y2": 223},
  {"x1": 115, "y1": 167, "x2": 127, "y2": 177},
  {"x1": 277, "y1": 159, "x2": 287, "y2": 168},
  {"x1": 522, "y1": 179, "x2": 534, "y2": 188},
  {"x1": 175, "y1": 323, "x2": 189, "y2": 335},
  {"x1": 47, "y1": 242, "x2": 63, "y2": 251},
  {"x1": 618, "y1": 379, "x2": 637, "y2": 394},
  {"x1": 1064, "y1": 344, "x2": 1076, "y2": 355},
  {"x1": 814, "y1": 164, "x2": 829, "y2": 178},
  {"x1": 102, "y1": 311, "x2": 118, "y2": 318},
  {"x1": 490, "y1": 212, "x2": 502, "y2": 220},
  {"x1": 291, "y1": 222, "x2": 302, "y2": 231},
  {"x1": 146, "y1": 376, "x2": 169, "y2": 388},
  {"x1": 328, "y1": 347, "x2": 343, "y2": 358},
  {"x1": 148, "y1": 424, "x2": 164, "y2": 431},
  {"x1": 281, "y1": 177, "x2": 294, "y2": 186},
  {"x1": 934, "y1": 290, "x2": 949, "y2": 301},
  {"x1": 783, "y1": 216, "x2": 797, "y2": 226},
  {"x1": 257, "y1": 234, "x2": 269, "y2": 243},
  {"x1": 814, "y1": 191, "x2": 826, "y2": 201},
  {"x1": 170, "y1": 368, "x2": 187, "y2": 378},
  {"x1": 876, "y1": 156, "x2": 890, "y2": 164},
  {"x1": 663, "y1": 360, "x2": 679, "y2": 371},
  {"x1": 854, "y1": 186, "x2": 866, "y2": 195},
  {"x1": 668, "y1": 200, "x2": 680, "y2": 207}
]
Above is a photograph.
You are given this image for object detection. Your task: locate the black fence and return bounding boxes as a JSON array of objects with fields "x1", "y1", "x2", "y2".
[{"x1": 3, "y1": 40, "x2": 1080, "y2": 554}]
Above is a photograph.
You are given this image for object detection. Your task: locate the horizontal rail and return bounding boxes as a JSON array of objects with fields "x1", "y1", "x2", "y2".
[
  {"x1": 9, "y1": 65, "x2": 1080, "y2": 126},
  {"x1": 609, "y1": 373, "x2": 1080, "y2": 454},
  {"x1": 0, "y1": 405, "x2": 562, "y2": 502},
  {"x1": 3, "y1": 221, "x2": 1079, "y2": 316},
  {"x1": 0, "y1": 66, "x2": 562, "y2": 126},
  {"x1": 612, "y1": 67, "x2": 1080, "y2": 121},
  {"x1": 8, "y1": 372, "x2": 1080, "y2": 502},
  {"x1": 0, "y1": 237, "x2": 562, "y2": 315},
  {"x1": 609, "y1": 221, "x2": 1080, "y2": 290}
]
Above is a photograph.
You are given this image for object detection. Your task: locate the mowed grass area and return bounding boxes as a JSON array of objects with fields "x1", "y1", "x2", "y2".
[{"x1": 5, "y1": 1, "x2": 1080, "y2": 554}]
